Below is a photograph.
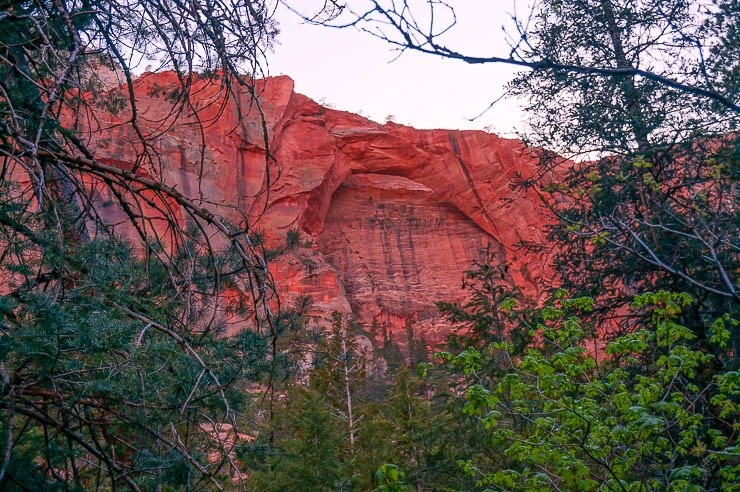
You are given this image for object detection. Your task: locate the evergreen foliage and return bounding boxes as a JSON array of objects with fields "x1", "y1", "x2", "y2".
[
  {"x1": 0, "y1": 192, "x2": 269, "y2": 489},
  {"x1": 0, "y1": 0, "x2": 278, "y2": 489},
  {"x1": 245, "y1": 314, "x2": 368, "y2": 491}
]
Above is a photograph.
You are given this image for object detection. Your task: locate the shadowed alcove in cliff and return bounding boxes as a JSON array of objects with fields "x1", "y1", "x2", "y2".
[{"x1": 316, "y1": 172, "x2": 503, "y2": 351}]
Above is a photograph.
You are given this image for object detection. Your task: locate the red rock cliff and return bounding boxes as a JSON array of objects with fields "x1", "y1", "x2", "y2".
[{"x1": 80, "y1": 73, "x2": 553, "y2": 353}]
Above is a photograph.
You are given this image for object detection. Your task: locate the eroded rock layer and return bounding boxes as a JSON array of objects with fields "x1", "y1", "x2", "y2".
[
  {"x1": 82, "y1": 73, "x2": 553, "y2": 353},
  {"x1": 319, "y1": 173, "x2": 494, "y2": 348}
]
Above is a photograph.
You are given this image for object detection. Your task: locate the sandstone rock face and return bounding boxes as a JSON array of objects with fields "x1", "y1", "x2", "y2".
[{"x1": 82, "y1": 74, "x2": 553, "y2": 354}]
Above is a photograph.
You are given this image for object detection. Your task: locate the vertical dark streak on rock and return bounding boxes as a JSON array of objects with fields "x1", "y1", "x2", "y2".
[{"x1": 446, "y1": 131, "x2": 502, "y2": 239}]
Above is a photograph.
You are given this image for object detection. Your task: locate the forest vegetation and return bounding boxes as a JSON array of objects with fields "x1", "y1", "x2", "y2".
[{"x1": 1, "y1": 0, "x2": 740, "y2": 490}]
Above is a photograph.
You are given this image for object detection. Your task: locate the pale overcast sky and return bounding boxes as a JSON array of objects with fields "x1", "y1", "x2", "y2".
[{"x1": 267, "y1": 2, "x2": 529, "y2": 136}]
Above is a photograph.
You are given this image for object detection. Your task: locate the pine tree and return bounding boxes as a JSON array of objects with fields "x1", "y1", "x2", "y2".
[
  {"x1": 246, "y1": 313, "x2": 370, "y2": 490},
  {"x1": 0, "y1": 0, "x2": 279, "y2": 488}
]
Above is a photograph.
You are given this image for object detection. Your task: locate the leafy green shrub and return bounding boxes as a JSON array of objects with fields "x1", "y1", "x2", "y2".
[{"x1": 449, "y1": 291, "x2": 740, "y2": 491}]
